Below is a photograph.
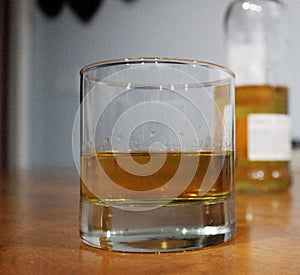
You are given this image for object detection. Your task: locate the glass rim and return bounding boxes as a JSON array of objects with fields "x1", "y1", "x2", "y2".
[
  {"x1": 81, "y1": 57, "x2": 234, "y2": 76},
  {"x1": 80, "y1": 57, "x2": 235, "y2": 88}
]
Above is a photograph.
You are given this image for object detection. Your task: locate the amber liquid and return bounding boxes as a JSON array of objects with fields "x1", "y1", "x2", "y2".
[
  {"x1": 80, "y1": 151, "x2": 235, "y2": 252},
  {"x1": 81, "y1": 151, "x2": 234, "y2": 204},
  {"x1": 235, "y1": 85, "x2": 291, "y2": 191}
]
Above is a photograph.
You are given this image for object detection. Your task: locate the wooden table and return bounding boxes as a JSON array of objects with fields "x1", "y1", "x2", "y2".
[{"x1": 1, "y1": 166, "x2": 300, "y2": 274}]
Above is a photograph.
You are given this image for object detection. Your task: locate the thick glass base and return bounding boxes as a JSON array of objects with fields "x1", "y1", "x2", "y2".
[{"x1": 80, "y1": 196, "x2": 236, "y2": 253}]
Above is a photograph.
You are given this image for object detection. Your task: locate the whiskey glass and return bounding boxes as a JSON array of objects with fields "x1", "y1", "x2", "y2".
[{"x1": 73, "y1": 57, "x2": 236, "y2": 252}]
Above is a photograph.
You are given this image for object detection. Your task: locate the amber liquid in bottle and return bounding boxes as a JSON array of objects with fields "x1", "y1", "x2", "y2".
[{"x1": 235, "y1": 85, "x2": 291, "y2": 192}]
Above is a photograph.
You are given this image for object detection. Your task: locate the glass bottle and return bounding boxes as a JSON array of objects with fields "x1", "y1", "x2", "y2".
[{"x1": 224, "y1": 0, "x2": 292, "y2": 192}]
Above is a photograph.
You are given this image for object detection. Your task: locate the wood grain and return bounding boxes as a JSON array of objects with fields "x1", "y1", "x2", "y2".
[{"x1": 1, "y1": 167, "x2": 300, "y2": 274}]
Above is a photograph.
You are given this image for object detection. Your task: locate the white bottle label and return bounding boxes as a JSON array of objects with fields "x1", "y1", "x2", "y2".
[{"x1": 247, "y1": 114, "x2": 292, "y2": 161}]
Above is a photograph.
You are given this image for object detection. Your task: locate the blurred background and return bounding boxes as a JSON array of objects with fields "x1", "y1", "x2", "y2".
[{"x1": 1, "y1": 0, "x2": 300, "y2": 170}]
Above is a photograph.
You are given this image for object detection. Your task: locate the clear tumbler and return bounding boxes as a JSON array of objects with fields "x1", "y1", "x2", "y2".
[{"x1": 73, "y1": 57, "x2": 236, "y2": 252}]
